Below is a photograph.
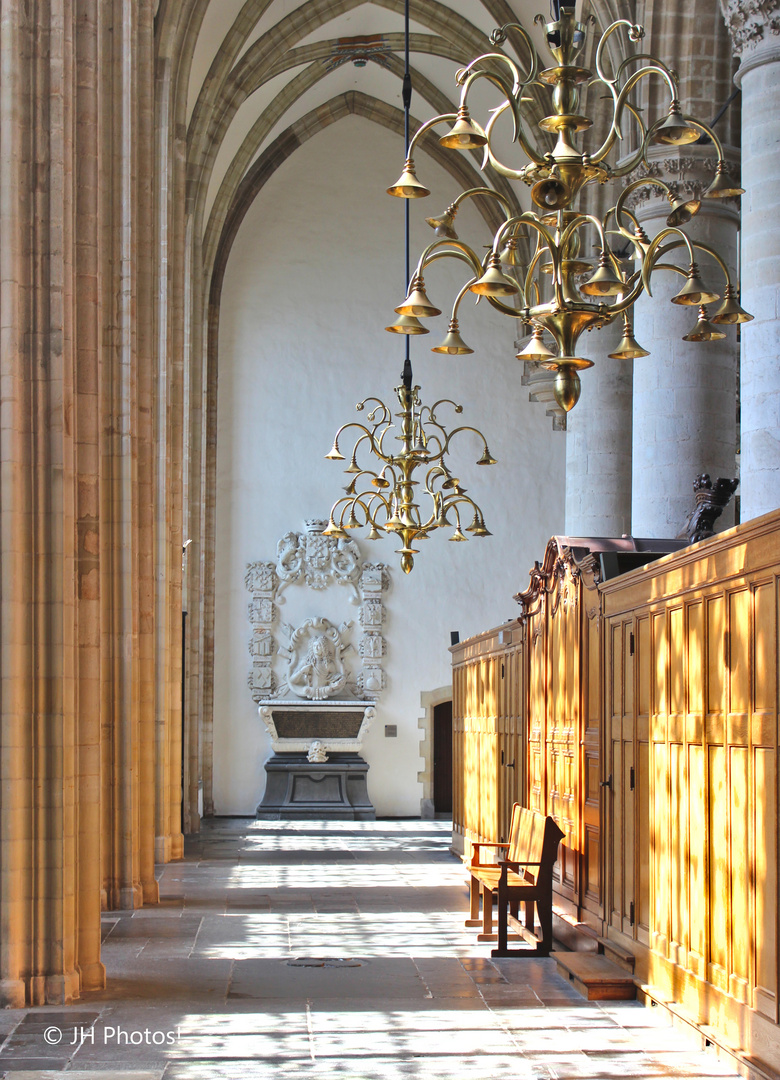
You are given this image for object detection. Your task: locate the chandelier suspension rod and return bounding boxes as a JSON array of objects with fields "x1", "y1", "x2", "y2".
[{"x1": 402, "y1": 0, "x2": 412, "y2": 389}]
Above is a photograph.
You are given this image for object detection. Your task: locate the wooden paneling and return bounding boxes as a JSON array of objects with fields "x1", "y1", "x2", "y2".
[
  {"x1": 601, "y1": 510, "x2": 780, "y2": 1061},
  {"x1": 451, "y1": 624, "x2": 525, "y2": 852}
]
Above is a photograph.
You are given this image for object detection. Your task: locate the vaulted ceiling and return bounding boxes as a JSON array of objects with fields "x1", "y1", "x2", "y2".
[{"x1": 156, "y1": 0, "x2": 641, "y2": 294}]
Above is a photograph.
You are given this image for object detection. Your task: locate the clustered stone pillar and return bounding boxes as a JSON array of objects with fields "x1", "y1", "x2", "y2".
[
  {"x1": 721, "y1": 0, "x2": 780, "y2": 520},
  {"x1": 0, "y1": 0, "x2": 184, "y2": 1006}
]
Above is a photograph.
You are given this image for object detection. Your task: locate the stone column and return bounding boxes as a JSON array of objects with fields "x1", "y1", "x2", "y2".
[
  {"x1": 627, "y1": 0, "x2": 742, "y2": 538},
  {"x1": 631, "y1": 168, "x2": 740, "y2": 537},
  {"x1": 565, "y1": 320, "x2": 633, "y2": 537},
  {"x1": 720, "y1": 1, "x2": 780, "y2": 520}
]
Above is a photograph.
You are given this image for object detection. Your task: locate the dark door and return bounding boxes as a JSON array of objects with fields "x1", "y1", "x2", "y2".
[{"x1": 433, "y1": 700, "x2": 453, "y2": 813}]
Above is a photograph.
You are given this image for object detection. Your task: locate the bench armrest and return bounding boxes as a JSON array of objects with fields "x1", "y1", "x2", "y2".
[
  {"x1": 469, "y1": 841, "x2": 509, "y2": 868},
  {"x1": 498, "y1": 858, "x2": 542, "y2": 885}
]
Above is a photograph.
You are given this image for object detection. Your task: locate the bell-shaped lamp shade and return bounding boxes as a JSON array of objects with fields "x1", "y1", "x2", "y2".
[
  {"x1": 711, "y1": 284, "x2": 753, "y2": 325},
  {"x1": 431, "y1": 318, "x2": 473, "y2": 354},
  {"x1": 449, "y1": 527, "x2": 468, "y2": 542},
  {"x1": 425, "y1": 207, "x2": 458, "y2": 239},
  {"x1": 515, "y1": 325, "x2": 556, "y2": 362},
  {"x1": 703, "y1": 163, "x2": 745, "y2": 199},
  {"x1": 469, "y1": 254, "x2": 519, "y2": 298},
  {"x1": 499, "y1": 236, "x2": 525, "y2": 267},
  {"x1": 608, "y1": 320, "x2": 650, "y2": 359},
  {"x1": 387, "y1": 158, "x2": 430, "y2": 198},
  {"x1": 322, "y1": 520, "x2": 349, "y2": 539},
  {"x1": 476, "y1": 446, "x2": 497, "y2": 466},
  {"x1": 682, "y1": 305, "x2": 727, "y2": 342},
  {"x1": 385, "y1": 313, "x2": 430, "y2": 335},
  {"x1": 531, "y1": 175, "x2": 570, "y2": 212},
  {"x1": 651, "y1": 104, "x2": 699, "y2": 146},
  {"x1": 671, "y1": 263, "x2": 720, "y2": 306},
  {"x1": 666, "y1": 194, "x2": 701, "y2": 228},
  {"x1": 439, "y1": 107, "x2": 487, "y2": 150},
  {"x1": 580, "y1": 253, "x2": 624, "y2": 297},
  {"x1": 394, "y1": 277, "x2": 441, "y2": 318},
  {"x1": 325, "y1": 442, "x2": 345, "y2": 461}
]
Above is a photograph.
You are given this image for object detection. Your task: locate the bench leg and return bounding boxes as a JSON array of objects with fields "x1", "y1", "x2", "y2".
[
  {"x1": 524, "y1": 899, "x2": 534, "y2": 937},
  {"x1": 476, "y1": 885, "x2": 494, "y2": 941},
  {"x1": 465, "y1": 873, "x2": 482, "y2": 927},
  {"x1": 536, "y1": 893, "x2": 554, "y2": 957}
]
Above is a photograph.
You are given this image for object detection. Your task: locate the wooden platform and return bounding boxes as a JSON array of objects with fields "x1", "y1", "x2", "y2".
[{"x1": 554, "y1": 951, "x2": 637, "y2": 1001}]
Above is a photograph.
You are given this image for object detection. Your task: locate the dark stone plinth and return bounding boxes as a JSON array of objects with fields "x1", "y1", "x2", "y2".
[{"x1": 256, "y1": 752, "x2": 375, "y2": 821}]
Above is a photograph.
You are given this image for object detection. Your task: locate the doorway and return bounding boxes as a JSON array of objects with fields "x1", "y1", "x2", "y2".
[{"x1": 432, "y1": 700, "x2": 453, "y2": 814}]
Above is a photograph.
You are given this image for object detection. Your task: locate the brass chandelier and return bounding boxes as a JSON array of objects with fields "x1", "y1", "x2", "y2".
[
  {"x1": 324, "y1": 0, "x2": 496, "y2": 575},
  {"x1": 386, "y1": 2, "x2": 752, "y2": 413}
]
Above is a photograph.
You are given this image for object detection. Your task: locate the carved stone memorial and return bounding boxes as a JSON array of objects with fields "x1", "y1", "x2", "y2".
[{"x1": 246, "y1": 520, "x2": 389, "y2": 820}]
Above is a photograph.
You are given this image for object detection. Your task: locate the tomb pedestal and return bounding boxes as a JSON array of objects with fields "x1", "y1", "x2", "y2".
[
  {"x1": 256, "y1": 752, "x2": 375, "y2": 820},
  {"x1": 256, "y1": 701, "x2": 376, "y2": 820}
]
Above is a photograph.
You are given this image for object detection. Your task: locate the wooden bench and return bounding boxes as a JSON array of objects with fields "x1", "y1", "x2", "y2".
[{"x1": 466, "y1": 804, "x2": 565, "y2": 957}]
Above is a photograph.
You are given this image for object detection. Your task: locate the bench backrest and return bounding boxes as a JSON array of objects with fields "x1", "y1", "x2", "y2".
[{"x1": 507, "y1": 804, "x2": 565, "y2": 880}]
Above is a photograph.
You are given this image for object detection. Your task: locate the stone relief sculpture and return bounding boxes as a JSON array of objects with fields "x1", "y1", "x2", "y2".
[
  {"x1": 306, "y1": 740, "x2": 329, "y2": 764},
  {"x1": 282, "y1": 617, "x2": 351, "y2": 701},
  {"x1": 245, "y1": 520, "x2": 390, "y2": 705},
  {"x1": 276, "y1": 519, "x2": 362, "y2": 601}
]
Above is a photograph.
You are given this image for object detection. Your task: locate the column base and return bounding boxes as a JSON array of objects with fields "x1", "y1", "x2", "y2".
[
  {"x1": 28, "y1": 970, "x2": 81, "y2": 1005},
  {"x1": 155, "y1": 834, "x2": 172, "y2": 863},
  {"x1": 0, "y1": 978, "x2": 27, "y2": 1008},
  {"x1": 256, "y1": 752, "x2": 375, "y2": 820},
  {"x1": 78, "y1": 960, "x2": 107, "y2": 992},
  {"x1": 142, "y1": 878, "x2": 160, "y2": 905}
]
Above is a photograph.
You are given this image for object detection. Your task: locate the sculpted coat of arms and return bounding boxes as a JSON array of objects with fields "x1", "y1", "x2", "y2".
[{"x1": 245, "y1": 520, "x2": 389, "y2": 705}]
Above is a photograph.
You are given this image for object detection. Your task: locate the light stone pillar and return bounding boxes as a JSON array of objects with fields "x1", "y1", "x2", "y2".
[
  {"x1": 631, "y1": 165, "x2": 740, "y2": 538},
  {"x1": 565, "y1": 319, "x2": 633, "y2": 537},
  {"x1": 721, "y1": 1, "x2": 780, "y2": 520}
]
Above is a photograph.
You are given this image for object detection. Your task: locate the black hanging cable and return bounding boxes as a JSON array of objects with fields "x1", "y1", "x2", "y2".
[{"x1": 402, "y1": 0, "x2": 413, "y2": 389}]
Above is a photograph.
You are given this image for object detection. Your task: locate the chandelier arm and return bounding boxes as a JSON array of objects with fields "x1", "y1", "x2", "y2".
[
  {"x1": 427, "y1": 398, "x2": 463, "y2": 426},
  {"x1": 683, "y1": 239, "x2": 731, "y2": 287},
  {"x1": 353, "y1": 427, "x2": 393, "y2": 466},
  {"x1": 414, "y1": 240, "x2": 484, "y2": 282},
  {"x1": 483, "y1": 99, "x2": 547, "y2": 172},
  {"x1": 522, "y1": 244, "x2": 552, "y2": 306},
  {"x1": 591, "y1": 66, "x2": 680, "y2": 166},
  {"x1": 360, "y1": 397, "x2": 393, "y2": 424},
  {"x1": 407, "y1": 112, "x2": 457, "y2": 158},
  {"x1": 452, "y1": 185, "x2": 515, "y2": 217},
  {"x1": 494, "y1": 213, "x2": 555, "y2": 256},
  {"x1": 489, "y1": 23, "x2": 540, "y2": 88},
  {"x1": 330, "y1": 419, "x2": 374, "y2": 453},
  {"x1": 447, "y1": 277, "x2": 480, "y2": 321},
  {"x1": 612, "y1": 175, "x2": 676, "y2": 233},
  {"x1": 441, "y1": 424, "x2": 492, "y2": 456},
  {"x1": 680, "y1": 116, "x2": 727, "y2": 164},
  {"x1": 594, "y1": 19, "x2": 647, "y2": 88},
  {"x1": 641, "y1": 230, "x2": 697, "y2": 298},
  {"x1": 559, "y1": 213, "x2": 609, "y2": 258},
  {"x1": 421, "y1": 436, "x2": 446, "y2": 464},
  {"x1": 456, "y1": 55, "x2": 523, "y2": 99}
]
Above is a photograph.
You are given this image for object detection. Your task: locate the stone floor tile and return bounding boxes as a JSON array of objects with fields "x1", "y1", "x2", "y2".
[{"x1": 3, "y1": 819, "x2": 746, "y2": 1080}]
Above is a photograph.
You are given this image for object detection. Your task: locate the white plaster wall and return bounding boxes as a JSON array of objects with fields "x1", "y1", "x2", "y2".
[{"x1": 213, "y1": 115, "x2": 565, "y2": 817}]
